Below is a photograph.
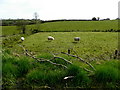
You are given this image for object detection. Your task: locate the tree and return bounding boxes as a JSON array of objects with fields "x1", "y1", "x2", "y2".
[
  {"x1": 34, "y1": 12, "x2": 39, "y2": 21},
  {"x1": 32, "y1": 12, "x2": 41, "y2": 33},
  {"x1": 16, "y1": 20, "x2": 27, "y2": 34},
  {"x1": 97, "y1": 17, "x2": 100, "y2": 21},
  {"x1": 92, "y1": 17, "x2": 97, "y2": 21}
]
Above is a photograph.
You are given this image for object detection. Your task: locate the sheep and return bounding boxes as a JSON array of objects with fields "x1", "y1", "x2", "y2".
[
  {"x1": 48, "y1": 36, "x2": 54, "y2": 40},
  {"x1": 74, "y1": 37, "x2": 80, "y2": 41},
  {"x1": 21, "y1": 37, "x2": 25, "y2": 41},
  {"x1": 64, "y1": 76, "x2": 74, "y2": 80}
]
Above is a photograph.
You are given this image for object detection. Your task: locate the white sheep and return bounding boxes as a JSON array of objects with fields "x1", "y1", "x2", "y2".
[
  {"x1": 48, "y1": 36, "x2": 54, "y2": 40},
  {"x1": 21, "y1": 37, "x2": 25, "y2": 41},
  {"x1": 64, "y1": 76, "x2": 74, "y2": 80},
  {"x1": 74, "y1": 37, "x2": 80, "y2": 41}
]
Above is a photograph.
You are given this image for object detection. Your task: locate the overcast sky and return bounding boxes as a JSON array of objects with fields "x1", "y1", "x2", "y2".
[{"x1": 0, "y1": 0, "x2": 120, "y2": 20}]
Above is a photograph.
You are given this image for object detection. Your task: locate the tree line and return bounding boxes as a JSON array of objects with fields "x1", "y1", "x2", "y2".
[
  {"x1": 1, "y1": 19, "x2": 41, "y2": 26},
  {"x1": 2, "y1": 17, "x2": 119, "y2": 26}
]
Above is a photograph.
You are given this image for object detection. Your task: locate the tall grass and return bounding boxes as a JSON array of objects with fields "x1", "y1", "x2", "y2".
[
  {"x1": 26, "y1": 68, "x2": 66, "y2": 87},
  {"x1": 94, "y1": 60, "x2": 120, "y2": 88},
  {"x1": 2, "y1": 48, "x2": 120, "y2": 88},
  {"x1": 16, "y1": 57, "x2": 33, "y2": 77},
  {"x1": 95, "y1": 65, "x2": 119, "y2": 83},
  {"x1": 2, "y1": 61, "x2": 18, "y2": 89},
  {"x1": 2, "y1": 62, "x2": 18, "y2": 77},
  {"x1": 66, "y1": 65, "x2": 91, "y2": 87}
]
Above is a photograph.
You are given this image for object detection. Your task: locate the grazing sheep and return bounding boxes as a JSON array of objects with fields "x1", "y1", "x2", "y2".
[
  {"x1": 48, "y1": 36, "x2": 54, "y2": 40},
  {"x1": 74, "y1": 37, "x2": 80, "y2": 41},
  {"x1": 21, "y1": 37, "x2": 25, "y2": 41}
]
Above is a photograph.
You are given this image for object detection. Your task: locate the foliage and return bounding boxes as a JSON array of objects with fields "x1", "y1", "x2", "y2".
[
  {"x1": 16, "y1": 20, "x2": 27, "y2": 34},
  {"x1": 92, "y1": 17, "x2": 97, "y2": 21}
]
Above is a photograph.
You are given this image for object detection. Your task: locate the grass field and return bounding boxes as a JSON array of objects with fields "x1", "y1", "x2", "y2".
[
  {"x1": 38, "y1": 20, "x2": 118, "y2": 32},
  {"x1": 1, "y1": 20, "x2": 120, "y2": 89},
  {"x1": 11, "y1": 32, "x2": 117, "y2": 61},
  {"x1": 1, "y1": 20, "x2": 118, "y2": 36}
]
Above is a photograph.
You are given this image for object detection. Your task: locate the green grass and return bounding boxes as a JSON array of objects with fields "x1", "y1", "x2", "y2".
[
  {"x1": 95, "y1": 65, "x2": 119, "y2": 83},
  {"x1": 38, "y1": 20, "x2": 118, "y2": 32},
  {"x1": 66, "y1": 65, "x2": 90, "y2": 87},
  {"x1": 1, "y1": 26, "x2": 19, "y2": 36},
  {"x1": 1, "y1": 20, "x2": 118, "y2": 36},
  {"x1": 12, "y1": 32, "x2": 118, "y2": 61},
  {"x1": 2, "y1": 48, "x2": 120, "y2": 88},
  {"x1": 93, "y1": 60, "x2": 120, "y2": 88},
  {"x1": 1, "y1": 20, "x2": 119, "y2": 88}
]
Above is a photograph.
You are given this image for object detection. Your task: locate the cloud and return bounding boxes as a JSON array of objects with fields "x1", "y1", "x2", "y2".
[{"x1": 0, "y1": 0, "x2": 119, "y2": 20}]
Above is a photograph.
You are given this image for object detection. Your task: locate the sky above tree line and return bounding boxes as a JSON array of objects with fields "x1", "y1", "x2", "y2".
[{"x1": 0, "y1": 0, "x2": 120, "y2": 20}]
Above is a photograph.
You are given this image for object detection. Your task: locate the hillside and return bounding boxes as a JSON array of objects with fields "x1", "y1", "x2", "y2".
[
  {"x1": 1, "y1": 20, "x2": 118, "y2": 36},
  {"x1": 2, "y1": 20, "x2": 120, "y2": 89}
]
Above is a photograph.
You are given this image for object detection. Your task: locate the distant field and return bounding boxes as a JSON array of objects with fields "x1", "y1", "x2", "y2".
[
  {"x1": 13, "y1": 32, "x2": 118, "y2": 61},
  {"x1": 29, "y1": 20, "x2": 118, "y2": 32},
  {"x1": 1, "y1": 26, "x2": 19, "y2": 36},
  {"x1": 1, "y1": 20, "x2": 118, "y2": 36}
]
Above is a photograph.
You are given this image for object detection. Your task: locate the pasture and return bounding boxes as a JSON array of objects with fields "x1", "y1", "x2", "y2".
[
  {"x1": 13, "y1": 32, "x2": 117, "y2": 61},
  {"x1": 1, "y1": 20, "x2": 120, "y2": 89},
  {"x1": 1, "y1": 20, "x2": 118, "y2": 36}
]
